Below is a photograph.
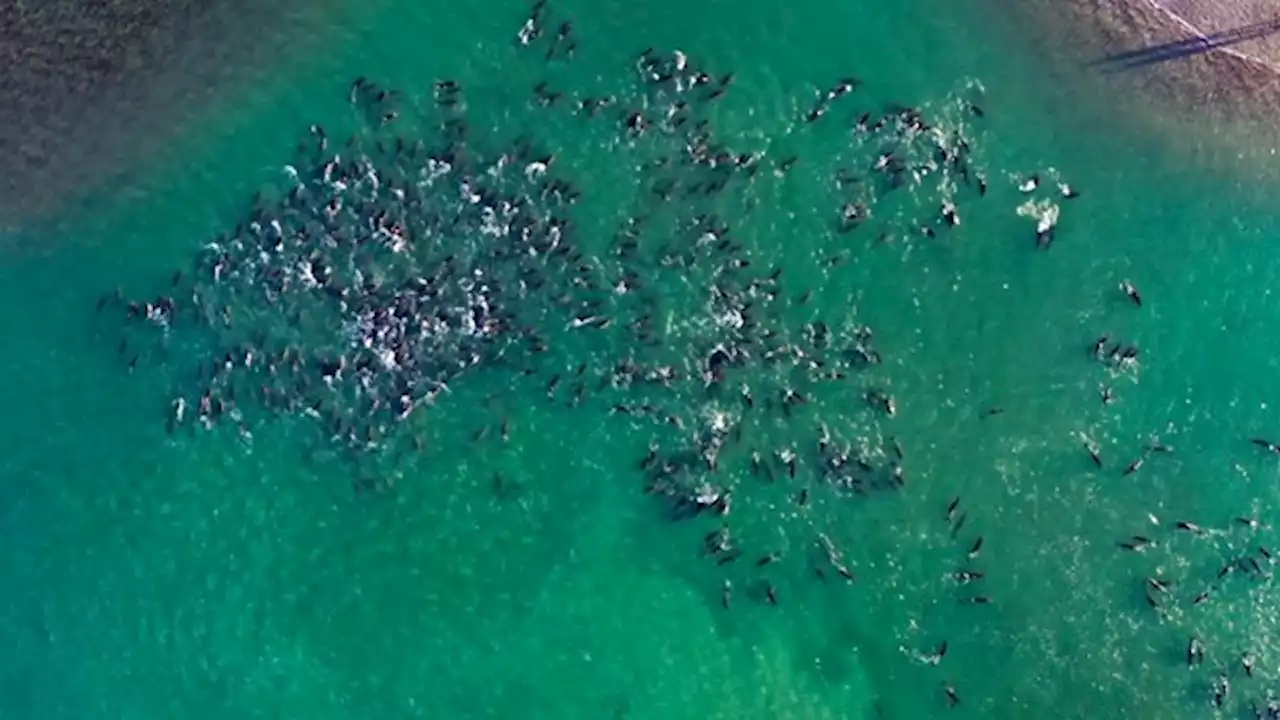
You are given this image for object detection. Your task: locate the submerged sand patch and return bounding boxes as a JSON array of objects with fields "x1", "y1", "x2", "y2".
[{"x1": 0, "y1": 1, "x2": 338, "y2": 225}]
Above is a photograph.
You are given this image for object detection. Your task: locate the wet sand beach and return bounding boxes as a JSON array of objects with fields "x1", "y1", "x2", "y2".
[
  {"x1": 1152, "y1": 0, "x2": 1280, "y2": 69},
  {"x1": 1018, "y1": 0, "x2": 1280, "y2": 136}
]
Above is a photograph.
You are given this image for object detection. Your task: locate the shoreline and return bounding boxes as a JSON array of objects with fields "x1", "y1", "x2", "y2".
[
  {"x1": 10, "y1": 0, "x2": 1280, "y2": 228},
  {"x1": 1005, "y1": 0, "x2": 1280, "y2": 156},
  {"x1": 0, "y1": 1, "x2": 340, "y2": 227},
  {"x1": 1141, "y1": 0, "x2": 1280, "y2": 74}
]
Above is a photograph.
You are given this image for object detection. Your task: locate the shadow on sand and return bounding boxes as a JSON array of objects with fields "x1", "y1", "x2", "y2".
[{"x1": 1093, "y1": 14, "x2": 1280, "y2": 71}]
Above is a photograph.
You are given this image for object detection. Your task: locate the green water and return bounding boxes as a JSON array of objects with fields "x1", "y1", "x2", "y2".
[{"x1": 5, "y1": 1, "x2": 1280, "y2": 718}]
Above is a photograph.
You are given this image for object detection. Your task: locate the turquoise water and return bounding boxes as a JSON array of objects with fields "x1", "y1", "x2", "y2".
[{"x1": 5, "y1": 1, "x2": 1280, "y2": 718}]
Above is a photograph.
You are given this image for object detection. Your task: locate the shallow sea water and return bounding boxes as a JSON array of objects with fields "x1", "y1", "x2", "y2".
[{"x1": 5, "y1": 1, "x2": 1280, "y2": 719}]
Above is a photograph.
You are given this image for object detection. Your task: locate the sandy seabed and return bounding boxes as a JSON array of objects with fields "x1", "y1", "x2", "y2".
[{"x1": 0, "y1": 0, "x2": 340, "y2": 228}]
